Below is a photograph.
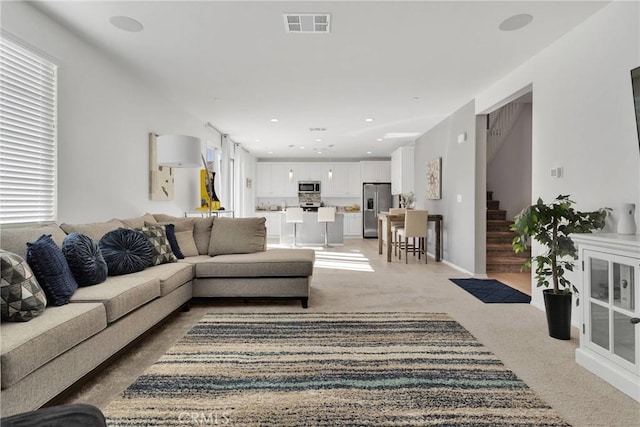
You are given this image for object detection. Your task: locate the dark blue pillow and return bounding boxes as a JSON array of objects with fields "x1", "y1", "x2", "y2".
[
  {"x1": 164, "y1": 224, "x2": 184, "y2": 259},
  {"x1": 99, "y1": 229, "x2": 154, "y2": 276},
  {"x1": 62, "y1": 233, "x2": 108, "y2": 286},
  {"x1": 26, "y1": 234, "x2": 78, "y2": 306}
]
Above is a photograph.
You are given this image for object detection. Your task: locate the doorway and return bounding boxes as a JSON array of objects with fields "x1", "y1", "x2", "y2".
[{"x1": 484, "y1": 92, "x2": 533, "y2": 295}]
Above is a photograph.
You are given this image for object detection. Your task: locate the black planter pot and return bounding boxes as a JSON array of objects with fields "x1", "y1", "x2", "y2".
[{"x1": 543, "y1": 289, "x2": 573, "y2": 340}]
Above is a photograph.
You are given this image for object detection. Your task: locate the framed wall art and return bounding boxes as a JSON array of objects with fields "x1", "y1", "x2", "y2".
[
  {"x1": 149, "y1": 133, "x2": 174, "y2": 201},
  {"x1": 426, "y1": 157, "x2": 441, "y2": 200}
]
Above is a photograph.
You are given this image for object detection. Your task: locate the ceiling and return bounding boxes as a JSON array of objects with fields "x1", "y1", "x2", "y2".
[{"x1": 30, "y1": 1, "x2": 608, "y2": 159}]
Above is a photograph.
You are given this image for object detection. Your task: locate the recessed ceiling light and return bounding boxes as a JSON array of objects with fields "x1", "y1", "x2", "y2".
[
  {"x1": 300, "y1": 146, "x2": 305, "y2": 149},
  {"x1": 255, "y1": 139, "x2": 261, "y2": 142},
  {"x1": 366, "y1": 151, "x2": 372, "y2": 154},
  {"x1": 270, "y1": 118, "x2": 279, "y2": 122},
  {"x1": 499, "y1": 14, "x2": 533, "y2": 31},
  {"x1": 376, "y1": 138, "x2": 383, "y2": 142},
  {"x1": 109, "y1": 16, "x2": 144, "y2": 32},
  {"x1": 365, "y1": 118, "x2": 374, "y2": 122},
  {"x1": 315, "y1": 138, "x2": 322, "y2": 142},
  {"x1": 268, "y1": 151, "x2": 273, "y2": 154}
]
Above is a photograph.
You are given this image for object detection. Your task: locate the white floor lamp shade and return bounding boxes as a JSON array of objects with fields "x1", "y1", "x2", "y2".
[{"x1": 156, "y1": 135, "x2": 202, "y2": 168}]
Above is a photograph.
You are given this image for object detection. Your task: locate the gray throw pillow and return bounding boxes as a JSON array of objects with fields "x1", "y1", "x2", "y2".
[{"x1": 208, "y1": 217, "x2": 266, "y2": 256}]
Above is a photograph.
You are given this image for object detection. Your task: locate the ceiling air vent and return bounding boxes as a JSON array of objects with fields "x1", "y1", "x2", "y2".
[{"x1": 284, "y1": 14, "x2": 331, "y2": 34}]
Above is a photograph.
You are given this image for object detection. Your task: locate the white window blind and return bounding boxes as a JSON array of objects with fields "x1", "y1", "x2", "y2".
[{"x1": 0, "y1": 37, "x2": 57, "y2": 224}]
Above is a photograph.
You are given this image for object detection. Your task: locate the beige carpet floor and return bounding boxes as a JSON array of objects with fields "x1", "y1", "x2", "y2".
[{"x1": 57, "y1": 238, "x2": 640, "y2": 427}]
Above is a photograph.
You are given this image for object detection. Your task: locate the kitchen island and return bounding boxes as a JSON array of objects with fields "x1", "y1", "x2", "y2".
[{"x1": 279, "y1": 211, "x2": 344, "y2": 246}]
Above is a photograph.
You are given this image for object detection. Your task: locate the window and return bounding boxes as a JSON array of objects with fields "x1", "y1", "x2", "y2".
[{"x1": 0, "y1": 37, "x2": 57, "y2": 224}]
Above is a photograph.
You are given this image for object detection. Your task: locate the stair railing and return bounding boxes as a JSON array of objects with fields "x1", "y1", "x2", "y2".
[{"x1": 486, "y1": 102, "x2": 524, "y2": 163}]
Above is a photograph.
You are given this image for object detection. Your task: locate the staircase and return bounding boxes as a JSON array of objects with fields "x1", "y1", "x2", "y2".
[{"x1": 486, "y1": 191, "x2": 530, "y2": 273}]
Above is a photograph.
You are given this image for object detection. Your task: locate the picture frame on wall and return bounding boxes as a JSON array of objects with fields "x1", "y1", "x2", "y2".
[{"x1": 426, "y1": 157, "x2": 441, "y2": 200}]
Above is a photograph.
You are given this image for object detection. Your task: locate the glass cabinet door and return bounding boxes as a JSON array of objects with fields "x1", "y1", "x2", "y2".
[{"x1": 584, "y1": 250, "x2": 639, "y2": 373}]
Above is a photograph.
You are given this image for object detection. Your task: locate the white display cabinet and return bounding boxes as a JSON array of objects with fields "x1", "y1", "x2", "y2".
[{"x1": 573, "y1": 233, "x2": 640, "y2": 401}]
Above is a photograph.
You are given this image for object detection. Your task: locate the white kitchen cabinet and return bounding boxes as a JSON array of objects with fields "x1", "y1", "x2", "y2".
[
  {"x1": 294, "y1": 163, "x2": 323, "y2": 182},
  {"x1": 573, "y1": 233, "x2": 640, "y2": 402},
  {"x1": 256, "y1": 163, "x2": 296, "y2": 197},
  {"x1": 325, "y1": 162, "x2": 361, "y2": 197},
  {"x1": 391, "y1": 146, "x2": 414, "y2": 195},
  {"x1": 257, "y1": 212, "x2": 282, "y2": 238},
  {"x1": 360, "y1": 161, "x2": 391, "y2": 183},
  {"x1": 343, "y1": 212, "x2": 362, "y2": 237}
]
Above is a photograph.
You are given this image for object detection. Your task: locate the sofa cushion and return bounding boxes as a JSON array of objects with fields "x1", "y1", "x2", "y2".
[
  {"x1": 26, "y1": 235, "x2": 78, "y2": 306},
  {"x1": 196, "y1": 248, "x2": 314, "y2": 278},
  {"x1": 0, "y1": 224, "x2": 66, "y2": 257},
  {"x1": 136, "y1": 262, "x2": 194, "y2": 296},
  {"x1": 99, "y1": 229, "x2": 154, "y2": 276},
  {"x1": 134, "y1": 225, "x2": 178, "y2": 266},
  {"x1": 117, "y1": 213, "x2": 157, "y2": 229},
  {"x1": 62, "y1": 233, "x2": 108, "y2": 287},
  {"x1": 0, "y1": 250, "x2": 47, "y2": 322},
  {"x1": 174, "y1": 230, "x2": 199, "y2": 257},
  {"x1": 70, "y1": 275, "x2": 160, "y2": 323},
  {"x1": 208, "y1": 217, "x2": 266, "y2": 256},
  {"x1": 60, "y1": 219, "x2": 124, "y2": 242},
  {"x1": 153, "y1": 215, "x2": 212, "y2": 255},
  {"x1": 0, "y1": 303, "x2": 106, "y2": 389},
  {"x1": 146, "y1": 220, "x2": 198, "y2": 258}
]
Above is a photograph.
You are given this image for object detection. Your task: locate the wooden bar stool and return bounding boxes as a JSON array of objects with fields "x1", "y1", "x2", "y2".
[
  {"x1": 388, "y1": 208, "x2": 406, "y2": 257},
  {"x1": 397, "y1": 209, "x2": 429, "y2": 263}
]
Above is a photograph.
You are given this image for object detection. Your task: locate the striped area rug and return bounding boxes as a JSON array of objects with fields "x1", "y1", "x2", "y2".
[{"x1": 105, "y1": 313, "x2": 569, "y2": 426}]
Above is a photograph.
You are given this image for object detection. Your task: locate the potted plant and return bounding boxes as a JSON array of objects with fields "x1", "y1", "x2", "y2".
[{"x1": 511, "y1": 195, "x2": 608, "y2": 340}]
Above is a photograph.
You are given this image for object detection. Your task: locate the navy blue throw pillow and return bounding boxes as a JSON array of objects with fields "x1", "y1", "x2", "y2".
[
  {"x1": 26, "y1": 234, "x2": 78, "y2": 306},
  {"x1": 99, "y1": 229, "x2": 154, "y2": 276},
  {"x1": 164, "y1": 224, "x2": 184, "y2": 259},
  {"x1": 62, "y1": 233, "x2": 108, "y2": 286}
]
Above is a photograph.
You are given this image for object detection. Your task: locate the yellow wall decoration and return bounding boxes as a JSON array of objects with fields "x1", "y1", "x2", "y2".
[{"x1": 197, "y1": 169, "x2": 220, "y2": 211}]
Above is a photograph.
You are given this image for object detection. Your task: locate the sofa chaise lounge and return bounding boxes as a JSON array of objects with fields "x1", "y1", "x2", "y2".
[{"x1": 0, "y1": 213, "x2": 315, "y2": 417}]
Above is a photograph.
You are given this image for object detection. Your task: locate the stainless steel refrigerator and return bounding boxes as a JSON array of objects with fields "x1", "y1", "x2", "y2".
[{"x1": 362, "y1": 183, "x2": 392, "y2": 238}]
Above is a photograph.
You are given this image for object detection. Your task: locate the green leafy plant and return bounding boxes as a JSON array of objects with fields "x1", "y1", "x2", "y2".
[{"x1": 511, "y1": 195, "x2": 608, "y2": 300}]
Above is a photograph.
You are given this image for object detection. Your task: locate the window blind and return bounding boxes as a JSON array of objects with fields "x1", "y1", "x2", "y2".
[{"x1": 0, "y1": 37, "x2": 57, "y2": 224}]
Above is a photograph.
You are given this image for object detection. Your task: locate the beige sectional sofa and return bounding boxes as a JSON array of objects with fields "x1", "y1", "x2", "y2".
[{"x1": 0, "y1": 213, "x2": 314, "y2": 417}]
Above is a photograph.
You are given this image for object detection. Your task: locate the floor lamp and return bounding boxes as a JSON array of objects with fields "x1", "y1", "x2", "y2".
[{"x1": 155, "y1": 134, "x2": 202, "y2": 206}]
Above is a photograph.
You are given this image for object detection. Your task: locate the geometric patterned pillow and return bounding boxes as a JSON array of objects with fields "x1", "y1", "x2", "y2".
[
  {"x1": 133, "y1": 225, "x2": 178, "y2": 266},
  {"x1": 0, "y1": 249, "x2": 47, "y2": 321}
]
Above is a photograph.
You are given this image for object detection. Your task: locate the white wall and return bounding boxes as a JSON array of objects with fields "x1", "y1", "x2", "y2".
[
  {"x1": 414, "y1": 101, "x2": 479, "y2": 274},
  {"x1": 476, "y1": 2, "x2": 640, "y2": 314},
  {"x1": 486, "y1": 103, "x2": 533, "y2": 220},
  {"x1": 2, "y1": 2, "x2": 218, "y2": 223}
]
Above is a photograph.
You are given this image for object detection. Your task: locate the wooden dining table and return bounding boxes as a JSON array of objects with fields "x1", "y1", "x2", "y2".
[{"x1": 377, "y1": 212, "x2": 443, "y2": 262}]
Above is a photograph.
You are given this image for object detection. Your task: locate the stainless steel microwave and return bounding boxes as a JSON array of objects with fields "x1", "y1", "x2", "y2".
[{"x1": 298, "y1": 181, "x2": 321, "y2": 193}]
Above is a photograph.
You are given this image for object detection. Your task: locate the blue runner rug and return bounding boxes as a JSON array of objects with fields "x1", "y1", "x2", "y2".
[{"x1": 450, "y1": 278, "x2": 531, "y2": 303}]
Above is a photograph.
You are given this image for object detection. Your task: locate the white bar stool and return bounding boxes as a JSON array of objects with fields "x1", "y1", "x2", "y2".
[
  {"x1": 317, "y1": 207, "x2": 336, "y2": 247},
  {"x1": 285, "y1": 207, "x2": 304, "y2": 246}
]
